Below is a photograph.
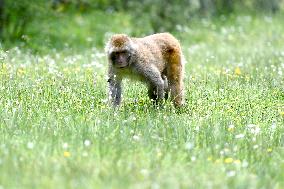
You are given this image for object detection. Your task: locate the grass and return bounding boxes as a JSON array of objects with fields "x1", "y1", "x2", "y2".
[{"x1": 0, "y1": 12, "x2": 284, "y2": 188}]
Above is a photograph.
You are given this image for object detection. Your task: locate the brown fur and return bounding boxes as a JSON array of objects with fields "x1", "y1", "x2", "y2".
[
  {"x1": 106, "y1": 33, "x2": 185, "y2": 107},
  {"x1": 111, "y1": 34, "x2": 129, "y2": 48}
]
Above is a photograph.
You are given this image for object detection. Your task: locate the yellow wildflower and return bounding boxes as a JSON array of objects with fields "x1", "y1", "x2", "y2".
[
  {"x1": 280, "y1": 112, "x2": 284, "y2": 116},
  {"x1": 0, "y1": 63, "x2": 9, "y2": 74},
  {"x1": 224, "y1": 157, "x2": 234, "y2": 164},
  {"x1": 234, "y1": 67, "x2": 241, "y2": 75},
  {"x1": 17, "y1": 68, "x2": 26, "y2": 75},
  {"x1": 63, "y1": 151, "x2": 71, "y2": 157},
  {"x1": 228, "y1": 127, "x2": 234, "y2": 132},
  {"x1": 207, "y1": 156, "x2": 213, "y2": 161},
  {"x1": 234, "y1": 159, "x2": 241, "y2": 164},
  {"x1": 228, "y1": 124, "x2": 234, "y2": 132},
  {"x1": 2, "y1": 63, "x2": 6, "y2": 68},
  {"x1": 157, "y1": 151, "x2": 162, "y2": 158},
  {"x1": 267, "y1": 148, "x2": 272, "y2": 153}
]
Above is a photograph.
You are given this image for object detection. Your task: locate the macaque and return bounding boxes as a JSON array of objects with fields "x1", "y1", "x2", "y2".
[{"x1": 105, "y1": 33, "x2": 185, "y2": 107}]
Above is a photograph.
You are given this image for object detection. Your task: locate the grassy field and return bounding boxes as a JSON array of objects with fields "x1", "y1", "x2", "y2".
[{"x1": 0, "y1": 13, "x2": 284, "y2": 188}]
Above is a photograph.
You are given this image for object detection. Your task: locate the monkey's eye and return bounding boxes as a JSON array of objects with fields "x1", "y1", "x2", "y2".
[
  {"x1": 118, "y1": 51, "x2": 127, "y2": 56},
  {"x1": 110, "y1": 53, "x2": 117, "y2": 62},
  {"x1": 120, "y1": 51, "x2": 131, "y2": 58}
]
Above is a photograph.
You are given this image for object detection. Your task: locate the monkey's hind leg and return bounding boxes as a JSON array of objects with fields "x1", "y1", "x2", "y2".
[{"x1": 167, "y1": 51, "x2": 185, "y2": 107}]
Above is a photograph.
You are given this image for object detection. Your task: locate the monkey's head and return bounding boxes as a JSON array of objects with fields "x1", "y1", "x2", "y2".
[{"x1": 106, "y1": 34, "x2": 136, "y2": 68}]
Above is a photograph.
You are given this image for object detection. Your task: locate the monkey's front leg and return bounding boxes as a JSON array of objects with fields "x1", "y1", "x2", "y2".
[
  {"x1": 108, "y1": 77, "x2": 122, "y2": 107},
  {"x1": 145, "y1": 70, "x2": 165, "y2": 104},
  {"x1": 162, "y1": 75, "x2": 169, "y2": 100}
]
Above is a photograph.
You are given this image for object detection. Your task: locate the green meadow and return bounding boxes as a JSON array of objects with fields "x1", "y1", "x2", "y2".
[{"x1": 0, "y1": 11, "x2": 284, "y2": 188}]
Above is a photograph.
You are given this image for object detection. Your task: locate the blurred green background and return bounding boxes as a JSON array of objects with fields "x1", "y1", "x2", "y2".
[{"x1": 0, "y1": 0, "x2": 283, "y2": 52}]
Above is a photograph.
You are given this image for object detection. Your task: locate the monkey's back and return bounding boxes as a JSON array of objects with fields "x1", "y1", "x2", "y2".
[
  {"x1": 142, "y1": 33, "x2": 181, "y2": 53},
  {"x1": 132, "y1": 33, "x2": 181, "y2": 72}
]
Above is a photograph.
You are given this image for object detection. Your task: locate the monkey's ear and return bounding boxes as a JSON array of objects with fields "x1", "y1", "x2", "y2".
[{"x1": 129, "y1": 39, "x2": 138, "y2": 51}]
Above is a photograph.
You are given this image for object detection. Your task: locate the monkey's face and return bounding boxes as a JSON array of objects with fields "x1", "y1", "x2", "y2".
[{"x1": 110, "y1": 51, "x2": 130, "y2": 68}]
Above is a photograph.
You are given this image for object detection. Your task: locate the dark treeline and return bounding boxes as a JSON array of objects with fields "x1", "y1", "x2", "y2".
[
  {"x1": 0, "y1": 0, "x2": 283, "y2": 42},
  {"x1": 53, "y1": 0, "x2": 281, "y2": 14}
]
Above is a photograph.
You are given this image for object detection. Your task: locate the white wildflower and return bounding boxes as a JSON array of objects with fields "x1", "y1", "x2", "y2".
[
  {"x1": 185, "y1": 142, "x2": 194, "y2": 150},
  {"x1": 242, "y1": 160, "x2": 249, "y2": 168},
  {"x1": 63, "y1": 142, "x2": 68, "y2": 149},
  {"x1": 140, "y1": 169, "x2": 149, "y2": 177},
  {"x1": 27, "y1": 142, "x2": 34, "y2": 149},
  {"x1": 227, "y1": 171, "x2": 236, "y2": 177},
  {"x1": 235, "y1": 133, "x2": 245, "y2": 139},
  {"x1": 84, "y1": 140, "x2": 91, "y2": 147},
  {"x1": 133, "y1": 135, "x2": 140, "y2": 141},
  {"x1": 247, "y1": 124, "x2": 260, "y2": 135}
]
